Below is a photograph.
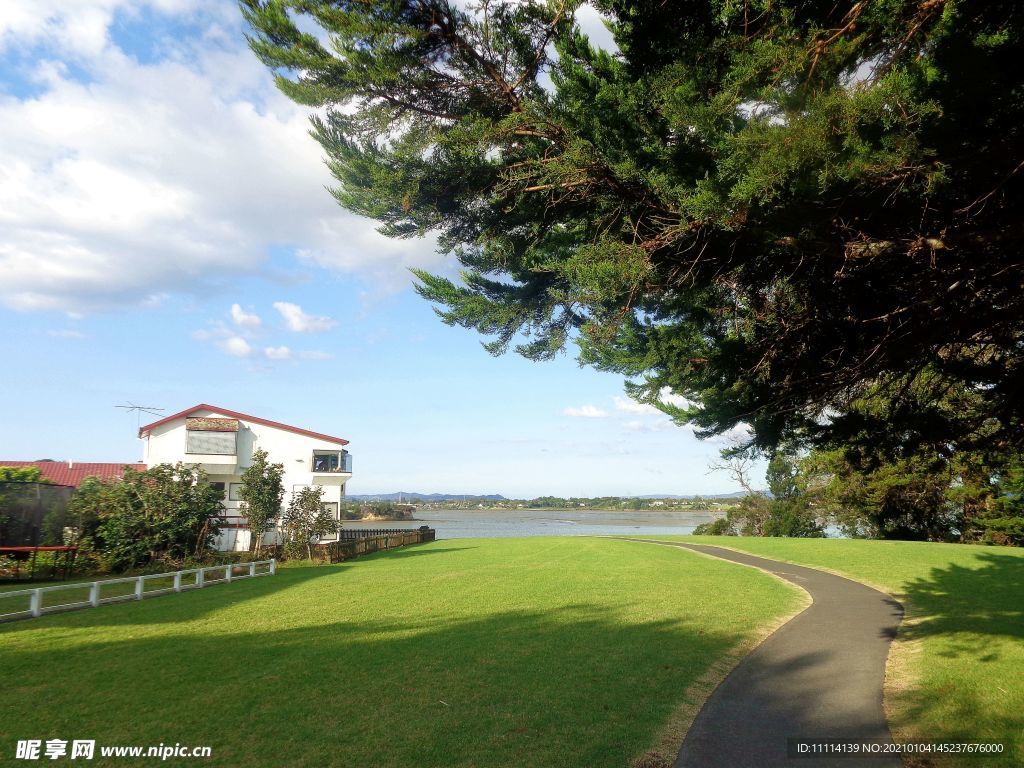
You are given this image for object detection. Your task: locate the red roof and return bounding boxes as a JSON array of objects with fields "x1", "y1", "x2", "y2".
[
  {"x1": 138, "y1": 404, "x2": 349, "y2": 446},
  {"x1": 0, "y1": 461, "x2": 146, "y2": 488}
]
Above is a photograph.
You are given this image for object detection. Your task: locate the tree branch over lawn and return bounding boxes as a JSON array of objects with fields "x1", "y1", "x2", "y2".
[{"x1": 242, "y1": 0, "x2": 1024, "y2": 459}]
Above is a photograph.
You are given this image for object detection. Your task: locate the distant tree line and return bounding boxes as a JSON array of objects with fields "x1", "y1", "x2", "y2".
[{"x1": 413, "y1": 496, "x2": 724, "y2": 511}]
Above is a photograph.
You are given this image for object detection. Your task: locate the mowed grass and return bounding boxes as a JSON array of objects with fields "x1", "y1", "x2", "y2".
[
  {"x1": 635, "y1": 536, "x2": 1024, "y2": 766},
  {"x1": 1, "y1": 538, "x2": 800, "y2": 768}
]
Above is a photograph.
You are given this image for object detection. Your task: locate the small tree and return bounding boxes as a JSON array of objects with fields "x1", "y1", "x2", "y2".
[
  {"x1": 95, "y1": 464, "x2": 224, "y2": 571},
  {"x1": 282, "y1": 486, "x2": 338, "y2": 560},
  {"x1": 238, "y1": 448, "x2": 285, "y2": 558},
  {"x1": 700, "y1": 449, "x2": 823, "y2": 537},
  {"x1": 64, "y1": 476, "x2": 110, "y2": 549}
]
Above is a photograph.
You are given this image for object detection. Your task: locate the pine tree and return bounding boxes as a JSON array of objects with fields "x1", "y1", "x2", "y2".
[{"x1": 242, "y1": 1, "x2": 1024, "y2": 457}]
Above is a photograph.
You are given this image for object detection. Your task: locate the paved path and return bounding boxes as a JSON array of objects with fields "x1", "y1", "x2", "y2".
[{"x1": 631, "y1": 541, "x2": 905, "y2": 768}]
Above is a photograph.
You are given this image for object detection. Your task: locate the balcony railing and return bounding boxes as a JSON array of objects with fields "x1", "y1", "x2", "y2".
[{"x1": 311, "y1": 452, "x2": 352, "y2": 474}]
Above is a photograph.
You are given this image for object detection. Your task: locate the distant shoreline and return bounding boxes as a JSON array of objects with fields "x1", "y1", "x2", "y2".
[{"x1": 417, "y1": 506, "x2": 724, "y2": 515}]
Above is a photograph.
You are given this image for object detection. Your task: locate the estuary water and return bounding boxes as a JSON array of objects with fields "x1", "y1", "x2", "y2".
[{"x1": 339, "y1": 507, "x2": 720, "y2": 540}]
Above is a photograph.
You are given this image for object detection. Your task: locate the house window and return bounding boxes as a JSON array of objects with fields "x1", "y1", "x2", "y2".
[
  {"x1": 312, "y1": 451, "x2": 341, "y2": 472},
  {"x1": 186, "y1": 430, "x2": 236, "y2": 455},
  {"x1": 229, "y1": 483, "x2": 242, "y2": 501},
  {"x1": 209, "y1": 482, "x2": 226, "y2": 499}
]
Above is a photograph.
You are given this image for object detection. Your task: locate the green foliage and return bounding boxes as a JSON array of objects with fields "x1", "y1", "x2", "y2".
[
  {"x1": 802, "y1": 448, "x2": 959, "y2": 541},
  {"x1": 238, "y1": 448, "x2": 285, "y2": 558},
  {"x1": 243, "y1": 0, "x2": 1024, "y2": 461},
  {"x1": 0, "y1": 466, "x2": 44, "y2": 483},
  {"x1": 696, "y1": 452, "x2": 823, "y2": 537},
  {"x1": 695, "y1": 490, "x2": 823, "y2": 539},
  {"x1": 766, "y1": 454, "x2": 799, "y2": 501},
  {"x1": 64, "y1": 476, "x2": 110, "y2": 550},
  {"x1": 980, "y1": 462, "x2": 1024, "y2": 545},
  {"x1": 793, "y1": 430, "x2": 1024, "y2": 544},
  {"x1": 693, "y1": 516, "x2": 736, "y2": 536},
  {"x1": 762, "y1": 498, "x2": 824, "y2": 538},
  {"x1": 83, "y1": 464, "x2": 225, "y2": 571},
  {"x1": 282, "y1": 486, "x2": 338, "y2": 560}
]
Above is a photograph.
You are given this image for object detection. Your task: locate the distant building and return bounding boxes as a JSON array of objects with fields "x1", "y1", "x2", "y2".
[{"x1": 138, "y1": 404, "x2": 352, "y2": 551}]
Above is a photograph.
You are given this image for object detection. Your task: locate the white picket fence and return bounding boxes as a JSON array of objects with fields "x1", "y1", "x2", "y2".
[{"x1": 0, "y1": 559, "x2": 276, "y2": 623}]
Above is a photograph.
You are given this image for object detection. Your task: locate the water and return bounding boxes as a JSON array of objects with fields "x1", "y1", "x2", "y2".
[{"x1": 339, "y1": 507, "x2": 720, "y2": 539}]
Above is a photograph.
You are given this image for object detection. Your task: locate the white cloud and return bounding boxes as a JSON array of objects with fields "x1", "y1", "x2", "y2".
[
  {"x1": 613, "y1": 387, "x2": 692, "y2": 433},
  {"x1": 230, "y1": 303, "x2": 261, "y2": 328},
  {"x1": 615, "y1": 388, "x2": 691, "y2": 415},
  {"x1": 0, "y1": 5, "x2": 444, "y2": 313},
  {"x1": 706, "y1": 423, "x2": 755, "y2": 445},
  {"x1": 0, "y1": 2, "x2": 212, "y2": 53},
  {"x1": 195, "y1": 313, "x2": 332, "y2": 363},
  {"x1": 563, "y1": 405, "x2": 608, "y2": 418},
  {"x1": 264, "y1": 345, "x2": 291, "y2": 360},
  {"x1": 222, "y1": 336, "x2": 251, "y2": 357},
  {"x1": 657, "y1": 387, "x2": 691, "y2": 409},
  {"x1": 273, "y1": 301, "x2": 336, "y2": 333},
  {"x1": 613, "y1": 396, "x2": 660, "y2": 416}
]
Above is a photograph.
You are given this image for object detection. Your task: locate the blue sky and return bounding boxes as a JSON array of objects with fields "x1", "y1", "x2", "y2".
[{"x1": 0, "y1": 1, "x2": 756, "y2": 497}]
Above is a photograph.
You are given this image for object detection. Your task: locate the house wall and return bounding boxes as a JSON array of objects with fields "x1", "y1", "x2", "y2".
[{"x1": 142, "y1": 407, "x2": 350, "y2": 551}]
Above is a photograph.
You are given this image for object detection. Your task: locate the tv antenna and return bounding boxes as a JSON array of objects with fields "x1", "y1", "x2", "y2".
[{"x1": 117, "y1": 402, "x2": 165, "y2": 430}]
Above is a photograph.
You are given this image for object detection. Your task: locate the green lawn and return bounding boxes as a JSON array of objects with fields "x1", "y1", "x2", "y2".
[
  {"x1": 636, "y1": 536, "x2": 1024, "y2": 766},
  {"x1": 1, "y1": 538, "x2": 800, "y2": 768}
]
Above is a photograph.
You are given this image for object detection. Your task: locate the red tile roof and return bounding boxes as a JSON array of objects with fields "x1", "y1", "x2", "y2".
[
  {"x1": 138, "y1": 404, "x2": 349, "y2": 445},
  {"x1": 0, "y1": 461, "x2": 146, "y2": 488}
]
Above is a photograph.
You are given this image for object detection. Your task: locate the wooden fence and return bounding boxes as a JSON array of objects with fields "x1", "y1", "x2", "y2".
[
  {"x1": 320, "y1": 526, "x2": 436, "y2": 562},
  {"x1": 337, "y1": 527, "x2": 433, "y2": 540},
  {"x1": 0, "y1": 559, "x2": 276, "y2": 623}
]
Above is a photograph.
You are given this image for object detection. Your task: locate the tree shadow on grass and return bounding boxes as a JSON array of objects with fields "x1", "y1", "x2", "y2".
[
  {"x1": 900, "y1": 550, "x2": 1024, "y2": 656},
  {"x1": 0, "y1": 604, "x2": 745, "y2": 768},
  {"x1": 894, "y1": 551, "x2": 1024, "y2": 765}
]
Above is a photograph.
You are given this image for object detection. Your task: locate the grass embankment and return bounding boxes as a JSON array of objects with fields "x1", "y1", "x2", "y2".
[
  {"x1": 1, "y1": 538, "x2": 801, "y2": 768},
  {"x1": 635, "y1": 536, "x2": 1024, "y2": 767}
]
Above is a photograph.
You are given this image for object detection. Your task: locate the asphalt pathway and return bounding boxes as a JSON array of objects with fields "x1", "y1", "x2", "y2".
[{"x1": 631, "y1": 541, "x2": 905, "y2": 768}]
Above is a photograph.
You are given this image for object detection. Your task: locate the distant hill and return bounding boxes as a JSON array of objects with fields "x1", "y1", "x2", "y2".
[{"x1": 348, "y1": 492, "x2": 508, "y2": 502}]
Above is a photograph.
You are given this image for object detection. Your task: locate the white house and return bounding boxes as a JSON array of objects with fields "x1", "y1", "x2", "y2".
[{"x1": 138, "y1": 404, "x2": 352, "y2": 551}]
